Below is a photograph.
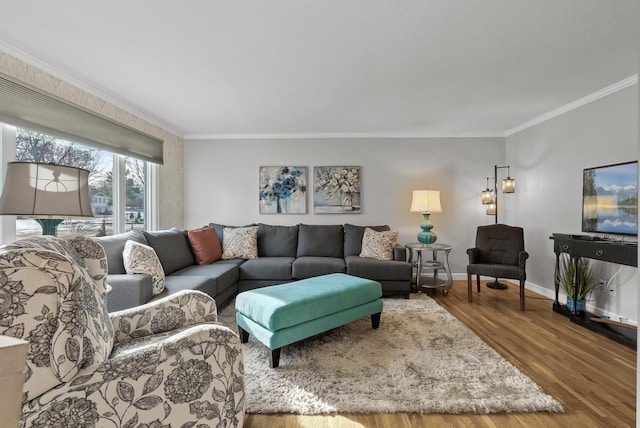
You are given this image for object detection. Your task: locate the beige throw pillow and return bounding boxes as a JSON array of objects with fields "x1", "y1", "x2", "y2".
[
  {"x1": 359, "y1": 227, "x2": 399, "y2": 260},
  {"x1": 222, "y1": 226, "x2": 259, "y2": 260},
  {"x1": 123, "y1": 240, "x2": 166, "y2": 295}
]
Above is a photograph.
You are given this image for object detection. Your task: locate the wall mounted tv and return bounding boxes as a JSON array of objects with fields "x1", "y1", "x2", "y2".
[{"x1": 582, "y1": 161, "x2": 638, "y2": 236}]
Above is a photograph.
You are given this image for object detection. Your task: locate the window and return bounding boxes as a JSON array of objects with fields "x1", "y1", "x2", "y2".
[{"x1": 6, "y1": 126, "x2": 154, "y2": 239}]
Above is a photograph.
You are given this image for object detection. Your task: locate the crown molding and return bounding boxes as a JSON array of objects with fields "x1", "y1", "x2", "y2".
[
  {"x1": 183, "y1": 131, "x2": 505, "y2": 140},
  {"x1": 504, "y1": 75, "x2": 638, "y2": 137},
  {"x1": 0, "y1": 40, "x2": 183, "y2": 137}
]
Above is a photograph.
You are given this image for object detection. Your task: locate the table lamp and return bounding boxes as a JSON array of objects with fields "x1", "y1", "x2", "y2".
[
  {"x1": 410, "y1": 189, "x2": 442, "y2": 244},
  {"x1": 0, "y1": 162, "x2": 93, "y2": 236}
]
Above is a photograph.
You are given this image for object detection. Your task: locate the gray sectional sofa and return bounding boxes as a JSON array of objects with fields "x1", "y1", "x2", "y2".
[{"x1": 96, "y1": 223, "x2": 412, "y2": 312}]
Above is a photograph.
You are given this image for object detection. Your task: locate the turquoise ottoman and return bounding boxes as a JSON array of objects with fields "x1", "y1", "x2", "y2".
[{"x1": 235, "y1": 273, "x2": 383, "y2": 367}]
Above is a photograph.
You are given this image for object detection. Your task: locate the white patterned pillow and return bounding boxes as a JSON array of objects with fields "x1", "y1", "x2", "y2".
[
  {"x1": 222, "y1": 226, "x2": 258, "y2": 260},
  {"x1": 359, "y1": 227, "x2": 399, "y2": 260},
  {"x1": 123, "y1": 240, "x2": 166, "y2": 295}
]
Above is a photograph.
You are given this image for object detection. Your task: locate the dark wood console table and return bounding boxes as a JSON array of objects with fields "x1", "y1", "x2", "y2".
[{"x1": 550, "y1": 233, "x2": 637, "y2": 348}]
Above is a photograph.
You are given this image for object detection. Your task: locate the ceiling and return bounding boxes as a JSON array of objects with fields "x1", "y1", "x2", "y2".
[{"x1": 0, "y1": 1, "x2": 637, "y2": 139}]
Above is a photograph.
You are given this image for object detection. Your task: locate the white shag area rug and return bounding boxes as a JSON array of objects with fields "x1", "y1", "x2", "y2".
[{"x1": 217, "y1": 294, "x2": 563, "y2": 415}]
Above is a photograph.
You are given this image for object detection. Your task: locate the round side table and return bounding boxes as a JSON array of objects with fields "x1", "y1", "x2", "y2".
[{"x1": 406, "y1": 242, "x2": 453, "y2": 294}]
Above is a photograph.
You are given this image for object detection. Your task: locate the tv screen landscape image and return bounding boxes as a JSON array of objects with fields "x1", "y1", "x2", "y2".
[{"x1": 582, "y1": 161, "x2": 638, "y2": 236}]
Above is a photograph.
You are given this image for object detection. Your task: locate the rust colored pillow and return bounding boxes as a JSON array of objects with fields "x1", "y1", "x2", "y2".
[{"x1": 188, "y1": 227, "x2": 222, "y2": 265}]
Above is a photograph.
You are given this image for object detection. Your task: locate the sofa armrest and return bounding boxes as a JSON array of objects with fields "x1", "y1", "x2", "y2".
[
  {"x1": 106, "y1": 274, "x2": 154, "y2": 312},
  {"x1": 393, "y1": 245, "x2": 407, "y2": 262},
  {"x1": 110, "y1": 290, "x2": 218, "y2": 343}
]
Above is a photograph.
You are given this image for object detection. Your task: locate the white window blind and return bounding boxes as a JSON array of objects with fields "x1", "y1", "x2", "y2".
[{"x1": 0, "y1": 74, "x2": 164, "y2": 164}]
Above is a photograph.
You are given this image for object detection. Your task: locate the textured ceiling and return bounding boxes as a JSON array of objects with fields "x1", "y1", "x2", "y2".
[{"x1": 0, "y1": 0, "x2": 637, "y2": 138}]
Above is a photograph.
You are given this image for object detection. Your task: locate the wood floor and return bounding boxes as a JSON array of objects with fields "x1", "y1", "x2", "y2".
[{"x1": 244, "y1": 280, "x2": 636, "y2": 428}]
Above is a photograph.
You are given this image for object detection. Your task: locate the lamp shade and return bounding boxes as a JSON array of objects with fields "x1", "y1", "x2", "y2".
[
  {"x1": 410, "y1": 190, "x2": 442, "y2": 213},
  {"x1": 502, "y1": 176, "x2": 516, "y2": 193},
  {"x1": 0, "y1": 162, "x2": 93, "y2": 218}
]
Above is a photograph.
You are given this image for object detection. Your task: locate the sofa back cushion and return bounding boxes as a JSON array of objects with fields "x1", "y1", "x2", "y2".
[
  {"x1": 343, "y1": 224, "x2": 390, "y2": 257},
  {"x1": 297, "y1": 224, "x2": 344, "y2": 258},
  {"x1": 257, "y1": 223, "x2": 299, "y2": 257},
  {"x1": 93, "y1": 230, "x2": 147, "y2": 274},
  {"x1": 143, "y1": 228, "x2": 195, "y2": 275}
]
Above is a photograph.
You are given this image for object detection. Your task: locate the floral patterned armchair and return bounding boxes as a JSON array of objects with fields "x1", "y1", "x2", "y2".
[{"x1": 0, "y1": 236, "x2": 244, "y2": 427}]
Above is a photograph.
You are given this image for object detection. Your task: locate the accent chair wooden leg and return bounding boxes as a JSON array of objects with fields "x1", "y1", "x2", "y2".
[
  {"x1": 269, "y1": 348, "x2": 281, "y2": 368},
  {"x1": 520, "y1": 279, "x2": 525, "y2": 311},
  {"x1": 476, "y1": 275, "x2": 481, "y2": 293},
  {"x1": 371, "y1": 312, "x2": 381, "y2": 329},
  {"x1": 467, "y1": 273, "x2": 472, "y2": 302},
  {"x1": 238, "y1": 326, "x2": 249, "y2": 343}
]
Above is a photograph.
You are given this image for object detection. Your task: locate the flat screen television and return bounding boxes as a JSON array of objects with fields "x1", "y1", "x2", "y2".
[{"x1": 582, "y1": 161, "x2": 638, "y2": 236}]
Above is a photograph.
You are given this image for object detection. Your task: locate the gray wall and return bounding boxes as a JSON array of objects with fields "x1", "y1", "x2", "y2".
[
  {"x1": 184, "y1": 85, "x2": 638, "y2": 322},
  {"x1": 184, "y1": 137, "x2": 504, "y2": 274},
  {"x1": 507, "y1": 85, "x2": 638, "y2": 321}
]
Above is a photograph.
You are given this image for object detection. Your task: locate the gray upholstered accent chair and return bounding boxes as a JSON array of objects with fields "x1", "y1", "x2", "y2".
[{"x1": 466, "y1": 224, "x2": 529, "y2": 310}]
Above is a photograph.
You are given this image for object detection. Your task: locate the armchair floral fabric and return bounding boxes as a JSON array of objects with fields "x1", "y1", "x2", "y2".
[{"x1": 0, "y1": 236, "x2": 244, "y2": 427}]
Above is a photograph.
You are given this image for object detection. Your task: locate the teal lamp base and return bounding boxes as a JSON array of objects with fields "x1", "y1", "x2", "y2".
[
  {"x1": 36, "y1": 219, "x2": 64, "y2": 236},
  {"x1": 417, "y1": 212, "x2": 437, "y2": 244}
]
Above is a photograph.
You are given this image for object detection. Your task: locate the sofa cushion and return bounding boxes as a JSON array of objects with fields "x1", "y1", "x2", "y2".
[
  {"x1": 188, "y1": 227, "x2": 223, "y2": 265},
  {"x1": 292, "y1": 256, "x2": 346, "y2": 279},
  {"x1": 170, "y1": 263, "x2": 241, "y2": 296},
  {"x1": 93, "y1": 230, "x2": 147, "y2": 274},
  {"x1": 160, "y1": 275, "x2": 218, "y2": 299},
  {"x1": 123, "y1": 241, "x2": 166, "y2": 295},
  {"x1": 343, "y1": 224, "x2": 390, "y2": 257},
  {"x1": 143, "y1": 228, "x2": 195, "y2": 275},
  {"x1": 239, "y1": 257, "x2": 295, "y2": 280},
  {"x1": 257, "y1": 223, "x2": 298, "y2": 257},
  {"x1": 297, "y1": 224, "x2": 344, "y2": 258},
  {"x1": 345, "y1": 256, "x2": 412, "y2": 281},
  {"x1": 222, "y1": 226, "x2": 258, "y2": 259},
  {"x1": 359, "y1": 227, "x2": 399, "y2": 261}
]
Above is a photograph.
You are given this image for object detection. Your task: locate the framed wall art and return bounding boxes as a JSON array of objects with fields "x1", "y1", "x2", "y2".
[
  {"x1": 258, "y1": 166, "x2": 307, "y2": 214},
  {"x1": 313, "y1": 166, "x2": 361, "y2": 214}
]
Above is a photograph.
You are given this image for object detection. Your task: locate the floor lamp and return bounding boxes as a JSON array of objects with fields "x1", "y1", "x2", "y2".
[
  {"x1": 481, "y1": 165, "x2": 516, "y2": 289},
  {"x1": 0, "y1": 162, "x2": 94, "y2": 236}
]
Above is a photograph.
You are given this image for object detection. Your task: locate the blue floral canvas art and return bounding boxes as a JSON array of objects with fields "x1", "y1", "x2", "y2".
[{"x1": 259, "y1": 166, "x2": 307, "y2": 214}]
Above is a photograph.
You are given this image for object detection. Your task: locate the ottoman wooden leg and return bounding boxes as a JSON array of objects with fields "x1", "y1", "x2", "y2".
[
  {"x1": 238, "y1": 326, "x2": 249, "y2": 343},
  {"x1": 371, "y1": 312, "x2": 381, "y2": 329},
  {"x1": 269, "y1": 348, "x2": 281, "y2": 368}
]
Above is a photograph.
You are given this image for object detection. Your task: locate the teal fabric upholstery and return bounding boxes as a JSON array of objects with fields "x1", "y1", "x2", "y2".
[
  {"x1": 235, "y1": 273, "x2": 382, "y2": 331},
  {"x1": 237, "y1": 299, "x2": 383, "y2": 350}
]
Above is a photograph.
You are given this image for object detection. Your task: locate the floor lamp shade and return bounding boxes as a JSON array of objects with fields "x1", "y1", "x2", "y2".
[
  {"x1": 0, "y1": 162, "x2": 93, "y2": 234},
  {"x1": 410, "y1": 190, "x2": 442, "y2": 244}
]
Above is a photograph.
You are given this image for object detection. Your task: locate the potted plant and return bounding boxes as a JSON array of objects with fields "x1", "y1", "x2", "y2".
[{"x1": 557, "y1": 255, "x2": 596, "y2": 315}]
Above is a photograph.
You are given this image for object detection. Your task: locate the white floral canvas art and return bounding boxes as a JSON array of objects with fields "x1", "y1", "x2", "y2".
[{"x1": 313, "y1": 166, "x2": 361, "y2": 214}]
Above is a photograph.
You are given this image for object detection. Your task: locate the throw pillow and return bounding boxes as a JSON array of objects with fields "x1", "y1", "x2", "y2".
[
  {"x1": 222, "y1": 226, "x2": 258, "y2": 260},
  {"x1": 123, "y1": 240, "x2": 166, "y2": 295},
  {"x1": 188, "y1": 227, "x2": 223, "y2": 265},
  {"x1": 359, "y1": 227, "x2": 399, "y2": 261}
]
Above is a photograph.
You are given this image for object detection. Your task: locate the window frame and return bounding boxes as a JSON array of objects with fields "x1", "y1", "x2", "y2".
[{"x1": 0, "y1": 123, "x2": 158, "y2": 243}]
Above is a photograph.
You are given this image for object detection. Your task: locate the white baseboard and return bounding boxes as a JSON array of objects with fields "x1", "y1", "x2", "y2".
[{"x1": 449, "y1": 273, "x2": 636, "y2": 326}]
